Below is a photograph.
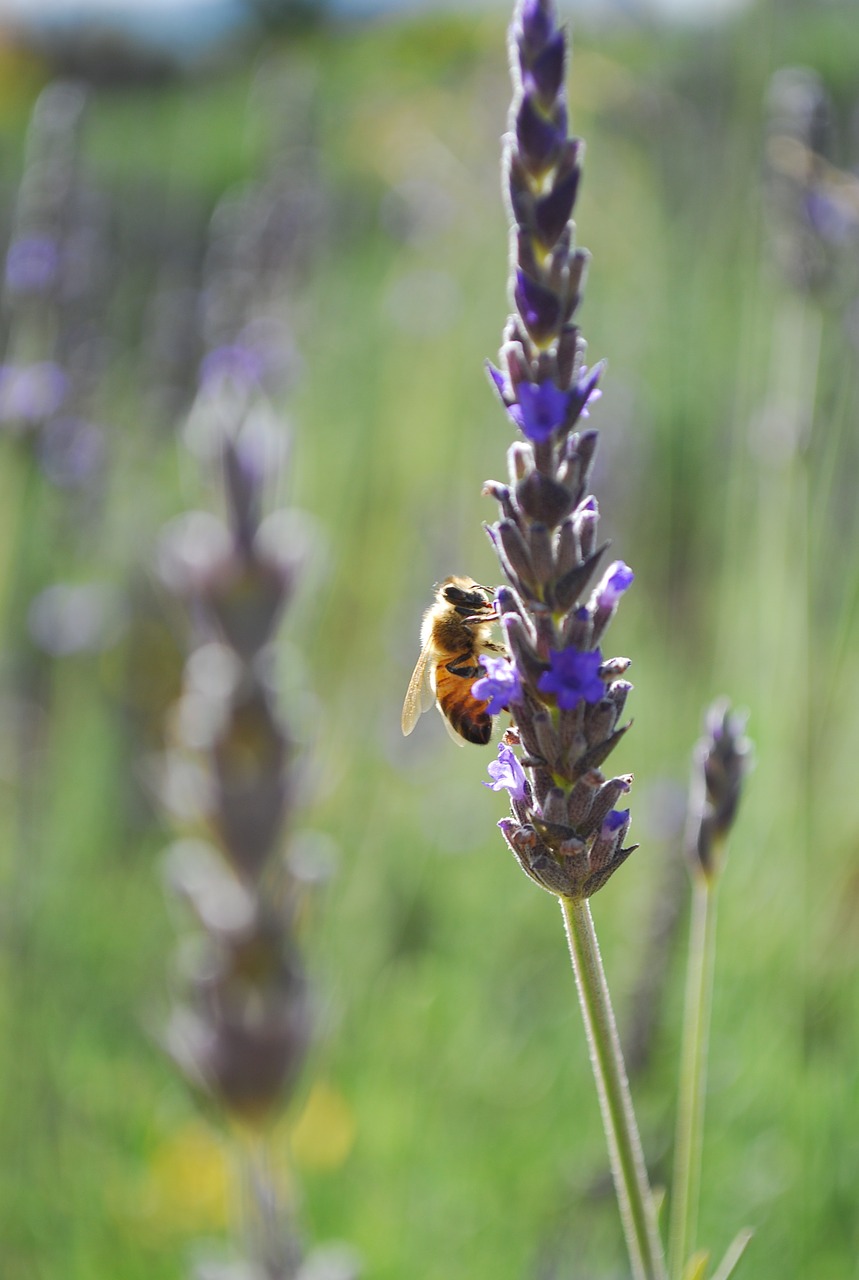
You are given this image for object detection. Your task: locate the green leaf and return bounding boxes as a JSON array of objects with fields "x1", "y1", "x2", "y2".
[
  {"x1": 681, "y1": 1249, "x2": 709, "y2": 1280},
  {"x1": 710, "y1": 1229, "x2": 754, "y2": 1280}
]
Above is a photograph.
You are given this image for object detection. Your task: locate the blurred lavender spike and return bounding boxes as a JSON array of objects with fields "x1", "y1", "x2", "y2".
[
  {"x1": 764, "y1": 67, "x2": 859, "y2": 294},
  {"x1": 685, "y1": 698, "x2": 752, "y2": 882},
  {"x1": 162, "y1": 399, "x2": 311, "y2": 1120}
]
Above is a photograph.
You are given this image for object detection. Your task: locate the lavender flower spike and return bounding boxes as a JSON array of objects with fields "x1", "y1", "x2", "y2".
[{"x1": 483, "y1": 0, "x2": 638, "y2": 901}]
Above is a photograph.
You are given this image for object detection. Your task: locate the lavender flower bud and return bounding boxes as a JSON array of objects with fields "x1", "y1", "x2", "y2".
[
  {"x1": 590, "y1": 560, "x2": 634, "y2": 645},
  {"x1": 167, "y1": 927, "x2": 311, "y2": 1123},
  {"x1": 515, "y1": 468, "x2": 574, "y2": 525},
  {"x1": 573, "y1": 495, "x2": 599, "y2": 558},
  {"x1": 498, "y1": 517, "x2": 536, "y2": 586},
  {"x1": 587, "y1": 809, "x2": 635, "y2": 883},
  {"x1": 211, "y1": 678, "x2": 290, "y2": 882},
  {"x1": 587, "y1": 775, "x2": 634, "y2": 834}
]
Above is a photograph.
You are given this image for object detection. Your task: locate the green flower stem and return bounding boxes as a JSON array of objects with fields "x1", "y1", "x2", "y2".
[
  {"x1": 236, "y1": 1127, "x2": 301, "y2": 1276},
  {"x1": 668, "y1": 873, "x2": 719, "y2": 1280},
  {"x1": 560, "y1": 894, "x2": 668, "y2": 1280}
]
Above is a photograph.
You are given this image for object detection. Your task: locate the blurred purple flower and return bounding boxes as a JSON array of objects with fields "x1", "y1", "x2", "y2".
[
  {"x1": 472, "y1": 655, "x2": 522, "y2": 714},
  {"x1": 484, "y1": 742, "x2": 529, "y2": 801},
  {"x1": 538, "y1": 646, "x2": 604, "y2": 709},
  {"x1": 805, "y1": 188, "x2": 859, "y2": 246},
  {"x1": 5, "y1": 234, "x2": 59, "y2": 295},
  {"x1": 0, "y1": 361, "x2": 67, "y2": 426},
  {"x1": 199, "y1": 343, "x2": 267, "y2": 393},
  {"x1": 28, "y1": 582, "x2": 122, "y2": 656},
  {"x1": 38, "y1": 416, "x2": 105, "y2": 488}
]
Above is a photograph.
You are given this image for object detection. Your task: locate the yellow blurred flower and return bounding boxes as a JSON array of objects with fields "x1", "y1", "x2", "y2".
[
  {"x1": 288, "y1": 1081, "x2": 356, "y2": 1173},
  {"x1": 136, "y1": 1121, "x2": 233, "y2": 1236}
]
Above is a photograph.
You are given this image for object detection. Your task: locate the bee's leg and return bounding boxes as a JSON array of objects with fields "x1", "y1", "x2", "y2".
[{"x1": 446, "y1": 652, "x2": 482, "y2": 679}]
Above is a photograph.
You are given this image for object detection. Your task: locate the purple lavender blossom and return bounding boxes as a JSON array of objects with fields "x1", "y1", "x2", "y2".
[
  {"x1": 472, "y1": 655, "x2": 523, "y2": 714},
  {"x1": 0, "y1": 362, "x2": 67, "y2": 427},
  {"x1": 488, "y1": 362, "x2": 603, "y2": 441},
  {"x1": 593, "y1": 561, "x2": 634, "y2": 610},
  {"x1": 199, "y1": 342, "x2": 267, "y2": 394},
  {"x1": 538, "y1": 646, "x2": 604, "y2": 710},
  {"x1": 4, "y1": 234, "x2": 60, "y2": 295},
  {"x1": 512, "y1": 378, "x2": 569, "y2": 443},
  {"x1": 484, "y1": 743, "x2": 529, "y2": 802},
  {"x1": 602, "y1": 808, "x2": 630, "y2": 834}
]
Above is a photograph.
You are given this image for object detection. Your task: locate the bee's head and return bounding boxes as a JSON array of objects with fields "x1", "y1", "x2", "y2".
[{"x1": 439, "y1": 578, "x2": 494, "y2": 615}]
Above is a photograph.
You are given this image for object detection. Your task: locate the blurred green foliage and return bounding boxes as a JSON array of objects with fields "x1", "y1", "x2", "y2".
[{"x1": 0, "y1": 4, "x2": 858, "y2": 1279}]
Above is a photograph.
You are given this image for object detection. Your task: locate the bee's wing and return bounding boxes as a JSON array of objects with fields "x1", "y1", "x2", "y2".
[
  {"x1": 401, "y1": 643, "x2": 436, "y2": 735},
  {"x1": 439, "y1": 708, "x2": 467, "y2": 748}
]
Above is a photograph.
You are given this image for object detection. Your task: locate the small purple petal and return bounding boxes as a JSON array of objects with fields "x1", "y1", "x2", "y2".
[
  {"x1": 602, "y1": 808, "x2": 630, "y2": 835},
  {"x1": 573, "y1": 362, "x2": 605, "y2": 422},
  {"x1": 200, "y1": 343, "x2": 266, "y2": 392},
  {"x1": 473, "y1": 655, "x2": 523, "y2": 714},
  {"x1": 579, "y1": 386, "x2": 602, "y2": 419},
  {"x1": 593, "y1": 560, "x2": 635, "y2": 610},
  {"x1": 538, "y1": 645, "x2": 604, "y2": 710},
  {"x1": 484, "y1": 743, "x2": 529, "y2": 802},
  {"x1": 507, "y1": 402, "x2": 525, "y2": 432},
  {"x1": 516, "y1": 379, "x2": 569, "y2": 443},
  {"x1": 487, "y1": 361, "x2": 509, "y2": 402}
]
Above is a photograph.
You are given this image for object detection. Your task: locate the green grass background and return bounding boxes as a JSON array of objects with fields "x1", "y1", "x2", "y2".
[{"x1": 0, "y1": 3, "x2": 858, "y2": 1278}]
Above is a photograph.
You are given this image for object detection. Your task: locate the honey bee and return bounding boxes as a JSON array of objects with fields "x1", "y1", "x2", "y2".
[{"x1": 401, "y1": 576, "x2": 502, "y2": 746}]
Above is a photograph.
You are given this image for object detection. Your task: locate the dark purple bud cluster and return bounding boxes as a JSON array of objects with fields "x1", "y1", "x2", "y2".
[
  {"x1": 685, "y1": 699, "x2": 752, "y2": 882},
  {"x1": 483, "y1": 0, "x2": 637, "y2": 900},
  {"x1": 161, "y1": 403, "x2": 311, "y2": 1128}
]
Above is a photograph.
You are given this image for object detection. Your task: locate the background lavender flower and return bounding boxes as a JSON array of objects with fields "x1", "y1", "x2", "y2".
[
  {"x1": 150, "y1": 108, "x2": 338, "y2": 1269},
  {"x1": 159, "y1": 388, "x2": 314, "y2": 1275},
  {"x1": 0, "y1": 81, "x2": 109, "y2": 478},
  {"x1": 764, "y1": 67, "x2": 859, "y2": 297}
]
